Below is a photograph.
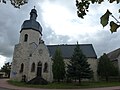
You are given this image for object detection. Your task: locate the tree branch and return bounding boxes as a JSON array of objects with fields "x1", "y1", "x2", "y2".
[{"x1": 111, "y1": 14, "x2": 120, "y2": 24}]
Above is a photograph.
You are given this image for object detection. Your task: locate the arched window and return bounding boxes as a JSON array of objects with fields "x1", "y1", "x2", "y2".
[
  {"x1": 24, "y1": 34, "x2": 28, "y2": 42},
  {"x1": 44, "y1": 62, "x2": 48, "y2": 73},
  {"x1": 37, "y1": 61, "x2": 42, "y2": 77},
  {"x1": 20, "y1": 63, "x2": 24, "y2": 73},
  {"x1": 31, "y1": 63, "x2": 35, "y2": 72},
  {"x1": 38, "y1": 61, "x2": 42, "y2": 66}
]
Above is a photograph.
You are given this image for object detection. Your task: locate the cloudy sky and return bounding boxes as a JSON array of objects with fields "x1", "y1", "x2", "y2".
[{"x1": 0, "y1": 0, "x2": 120, "y2": 68}]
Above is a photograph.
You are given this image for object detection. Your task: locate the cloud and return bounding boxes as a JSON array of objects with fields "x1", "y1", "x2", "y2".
[
  {"x1": 76, "y1": 29, "x2": 120, "y2": 57},
  {"x1": 0, "y1": 55, "x2": 6, "y2": 68},
  {"x1": 0, "y1": 5, "x2": 19, "y2": 58},
  {"x1": 42, "y1": 26, "x2": 71, "y2": 45}
]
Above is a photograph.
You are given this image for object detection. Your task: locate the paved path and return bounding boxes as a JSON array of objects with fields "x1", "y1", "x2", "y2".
[
  {"x1": 0, "y1": 79, "x2": 120, "y2": 90},
  {"x1": 0, "y1": 87, "x2": 11, "y2": 90}
]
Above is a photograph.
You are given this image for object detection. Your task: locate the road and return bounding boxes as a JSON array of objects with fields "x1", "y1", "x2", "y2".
[{"x1": 0, "y1": 87, "x2": 11, "y2": 90}]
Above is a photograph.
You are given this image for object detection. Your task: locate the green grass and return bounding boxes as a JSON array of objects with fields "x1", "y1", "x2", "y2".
[{"x1": 7, "y1": 80, "x2": 120, "y2": 89}]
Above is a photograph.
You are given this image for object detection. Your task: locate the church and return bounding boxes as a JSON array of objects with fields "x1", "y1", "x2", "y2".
[{"x1": 10, "y1": 8, "x2": 98, "y2": 83}]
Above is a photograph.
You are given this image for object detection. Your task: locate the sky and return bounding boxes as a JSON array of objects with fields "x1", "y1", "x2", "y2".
[{"x1": 0, "y1": 0, "x2": 120, "y2": 68}]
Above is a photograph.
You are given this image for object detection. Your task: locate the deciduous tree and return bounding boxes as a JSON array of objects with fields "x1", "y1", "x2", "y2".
[
  {"x1": 52, "y1": 48, "x2": 65, "y2": 82},
  {"x1": 0, "y1": 0, "x2": 28, "y2": 8},
  {"x1": 76, "y1": 0, "x2": 120, "y2": 33}
]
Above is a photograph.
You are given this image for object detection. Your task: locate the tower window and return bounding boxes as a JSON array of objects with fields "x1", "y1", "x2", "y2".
[
  {"x1": 31, "y1": 62, "x2": 35, "y2": 72},
  {"x1": 29, "y1": 54, "x2": 32, "y2": 57},
  {"x1": 24, "y1": 34, "x2": 28, "y2": 42},
  {"x1": 20, "y1": 63, "x2": 24, "y2": 73}
]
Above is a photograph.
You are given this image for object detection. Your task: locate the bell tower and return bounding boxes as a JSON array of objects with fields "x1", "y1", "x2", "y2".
[
  {"x1": 10, "y1": 8, "x2": 53, "y2": 83},
  {"x1": 19, "y1": 8, "x2": 42, "y2": 45}
]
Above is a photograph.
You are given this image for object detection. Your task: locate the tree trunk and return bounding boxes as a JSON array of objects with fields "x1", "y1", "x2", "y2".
[
  {"x1": 105, "y1": 76, "x2": 108, "y2": 82},
  {"x1": 75, "y1": 77, "x2": 76, "y2": 82},
  {"x1": 58, "y1": 79, "x2": 60, "y2": 82},
  {"x1": 118, "y1": 72, "x2": 120, "y2": 82},
  {"x1": 79, "y1": 77, "x2": 81, "y2": 83}
]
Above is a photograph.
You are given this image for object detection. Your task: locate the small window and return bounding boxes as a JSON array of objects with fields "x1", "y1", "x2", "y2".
[
  {"x1": 20, "y1": 63, "x2": 24, "y2": 73},
  {"x1": 44, "y1": 63, "x2": 48, "y2": 72},
  {"x1": 24, "y1": 34, "x2": 28, "y2": 42},
  {"x1": 29, "y1": 54, "x2": 32, "y2": 57},
  {"x1": 31, "y1": 63, "x2": 35, "y2": 72}
]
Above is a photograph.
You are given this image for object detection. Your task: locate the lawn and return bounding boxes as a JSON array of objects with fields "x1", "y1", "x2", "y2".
[{"x1": 7, "y1": 80, "x2": 120, "y2": 89}]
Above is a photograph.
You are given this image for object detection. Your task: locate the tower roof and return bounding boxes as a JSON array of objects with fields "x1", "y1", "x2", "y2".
[{"x1": 20, "y1": 8, "x2": 42, "y2": 35}]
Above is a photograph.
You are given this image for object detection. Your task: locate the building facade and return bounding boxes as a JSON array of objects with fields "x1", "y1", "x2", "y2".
[
  {"x1": 107, "y1": 48, "x2": 120, "y2": 72},
  {"x1": 10, "y1": 8, "x2": 98, "y2": 82}
]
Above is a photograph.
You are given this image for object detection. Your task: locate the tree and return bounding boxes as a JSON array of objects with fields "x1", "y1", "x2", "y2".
[
  {"x1": 0, "y1": 62, "x2": 11, "y2": 78},
  {"x1": 0, "y1": 0, "x2": 28, "y2": 8},
  {"x1": 76, "y1": 0, "x2": 120, "y2": 33},
  {"x1": 67, "y1": 42, "x2": 93, "y2": 83},
  {"x1": 52, "y1": 48, "x2": 65, "y2": 82},
  {"x1": 97, "y1": 53, "x2": 118, "y2": 81}
]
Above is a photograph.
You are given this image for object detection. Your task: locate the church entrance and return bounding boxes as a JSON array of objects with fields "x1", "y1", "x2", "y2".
[{"x1": 37, "y1": 61, "x2": 42, "y2": 77}]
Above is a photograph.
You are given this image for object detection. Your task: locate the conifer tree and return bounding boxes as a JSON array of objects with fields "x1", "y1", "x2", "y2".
[
  {"x1": 98, "y1": 53, "x2": 118, "y2": 81},
  {"x1": 0, "y1": 62, "x2": 11, "y2": 78},
  {"x1": 67, "y1": 42, "x2": 93, "y2": 83},
  {"x1": 52, "y1": 48, "x2": 65, "y2": 82}
]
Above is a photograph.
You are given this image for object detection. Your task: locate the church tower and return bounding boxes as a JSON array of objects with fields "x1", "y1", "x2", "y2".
[
  {"x1": 19, "y1": 8, "x2": 42, "y2": 45},
  {"x1": 10, "y1": 8, "x2": 53, "y2": 83}
]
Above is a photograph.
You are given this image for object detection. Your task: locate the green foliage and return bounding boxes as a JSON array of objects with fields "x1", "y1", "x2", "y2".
[
  {"x1": 52, "y1": 48, "x2": 65, "y2": 82},
  {"x1": 0, "y1": 0, "x2": 6, "y2": 3},
  {"x1": 0, "y1": 0, "x2": 28, "y2": 8},
  {"x1": 0, "y1": 62, "x2": 11, "y2": 78},
  {"x1": 100, "y1": 10, "x2": 112, "y2": 27},
  {"x1": 67, "y1": 42, "x2": 93, "y2": 83},
  {"x1": 100, "y1": 11, "x2": 120, "y2": 33},
  {"x1": 76, "y1": 0, "x2": 90, "y2": 18},
  {"x1": 110, "y1": 21, "x2": 120, "y2": 33},
  {"x1": 76, "y1": 0, "x2": 120, "y2": 33},
  {"x1": 97, "y1": 53, "x2": 118, "y2": 81}
]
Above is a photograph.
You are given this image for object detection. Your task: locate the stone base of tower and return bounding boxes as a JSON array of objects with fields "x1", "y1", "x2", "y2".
[{"x1": 27, "y1": 76, "x2": 48, "y2": 85}]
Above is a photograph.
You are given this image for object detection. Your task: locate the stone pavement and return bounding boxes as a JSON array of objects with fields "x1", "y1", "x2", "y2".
[{"x1": 0, "y1": 79, "x2": 120, "y2": 90}]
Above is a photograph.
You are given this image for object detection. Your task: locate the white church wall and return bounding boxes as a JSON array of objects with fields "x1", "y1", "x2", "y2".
[
  {"x1": 10, "y1": 43, "x2": 31, "y2": 81},
  {"x1": 117, "y1": 55, "x2": 120, "y2": 73},
  {"x1": 87, "y1": 58, "x2": 98, "y2": 81},
  {"x1": 27, "y1": 43, "x2": 53, "y2": 82}
]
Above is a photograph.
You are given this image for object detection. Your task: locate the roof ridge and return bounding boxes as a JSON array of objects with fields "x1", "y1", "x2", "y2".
[
  {"x1": 108, "y1": 48, "x2": 120, "y2": 55},
  {"x1": 47, "y1": 44, "x2": 92, "y2": 46}
]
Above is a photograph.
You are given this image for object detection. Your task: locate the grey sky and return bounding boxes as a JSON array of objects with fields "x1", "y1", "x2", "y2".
[{"x1": 0, "y1": 0, "x2": 120, "y2": 67}]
